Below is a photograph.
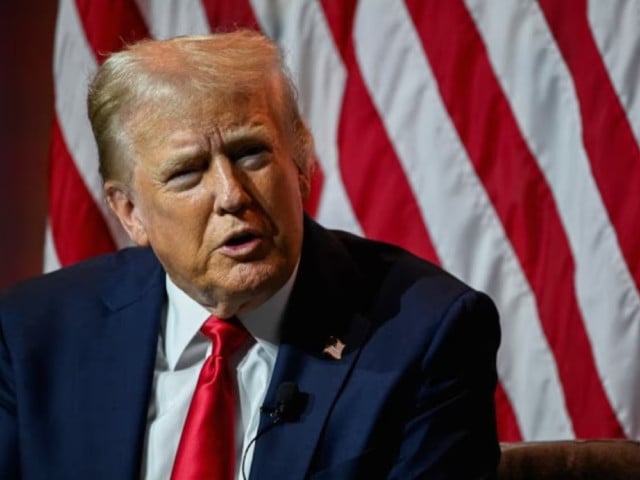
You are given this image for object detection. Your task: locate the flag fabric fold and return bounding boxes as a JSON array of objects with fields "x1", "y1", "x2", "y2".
[{"x1": 47, "y1": 0, "x2": 640, "y2": 441}]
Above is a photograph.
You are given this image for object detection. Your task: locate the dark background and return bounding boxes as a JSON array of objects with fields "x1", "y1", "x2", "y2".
[{"x1": 0, "y1": 1, "x2": 58, "y2": 289}]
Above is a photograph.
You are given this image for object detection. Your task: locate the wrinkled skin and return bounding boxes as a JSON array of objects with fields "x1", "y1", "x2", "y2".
[{"x1": 105, "y1": 87, "x2": 308, "y2": 318}]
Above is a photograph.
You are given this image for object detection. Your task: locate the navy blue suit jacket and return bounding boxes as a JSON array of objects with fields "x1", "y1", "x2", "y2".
[{"x1": 0, "y1": 217, "x2": 500, "y2": 479}]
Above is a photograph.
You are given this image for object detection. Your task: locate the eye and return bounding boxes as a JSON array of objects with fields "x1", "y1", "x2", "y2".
[
  {"x1": 165, "y1": 161, "x2": 208, "y2": 189},
  {"x1": 170, "y1": 168, "x2": 200, "y2": 180},
  {"x1": 233, "y1": 144, "x2": 271, "y2": 170}
]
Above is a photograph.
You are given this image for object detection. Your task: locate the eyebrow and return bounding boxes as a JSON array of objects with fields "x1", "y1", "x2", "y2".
[
  {"x1": 154, "y1": 122, "x2": 276, "y2": 176},
  {"x1": 157, "y1": 145, "x2": 209, "y2": 176},
  {"x1": 220, "y1": 123, "x2": 274, "y2": 149}
]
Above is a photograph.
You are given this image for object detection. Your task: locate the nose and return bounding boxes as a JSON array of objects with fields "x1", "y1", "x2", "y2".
[{"x1": 211, "y1": 157, "x2": 252, "y2": 214}]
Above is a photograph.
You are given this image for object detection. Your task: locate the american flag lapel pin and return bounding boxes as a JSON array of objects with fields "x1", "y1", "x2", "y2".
[{"x1": 323, "y1": 336, "x2": 346, "y2": 360}]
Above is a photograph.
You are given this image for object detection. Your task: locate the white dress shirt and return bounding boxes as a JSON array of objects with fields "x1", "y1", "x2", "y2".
[{"x1": 141, "y1": 265, "x2": 298, "y2": 480}]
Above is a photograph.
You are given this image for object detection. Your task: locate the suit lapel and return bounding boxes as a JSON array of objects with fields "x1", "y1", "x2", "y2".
[
  {"x1": 250, "y1": 218, "x2": 372, "y2": 479},
  {"x1": 71, "y1": 248, "x2": 165, "y2": 478},
  {"x1": 65, "y1": 224, "x2": 369, "y2": 478}
]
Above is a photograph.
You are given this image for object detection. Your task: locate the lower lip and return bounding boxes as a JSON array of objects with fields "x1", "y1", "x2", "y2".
[{"x1": 219, "y1": 237, "x2": 264, "y2": 258}]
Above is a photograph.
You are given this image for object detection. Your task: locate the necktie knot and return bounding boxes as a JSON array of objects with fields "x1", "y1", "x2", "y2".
[{"x1": 201, "y1": 315, "x2": 249, "y2": 361}]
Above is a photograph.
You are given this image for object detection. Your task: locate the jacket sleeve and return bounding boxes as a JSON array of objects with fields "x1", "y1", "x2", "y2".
[
  {"x1": 387, "y1": 289, "x2": 501, "y2": 480},
  {"x1": 0, "y1": 306, "x2": 19, "y2": 479}
]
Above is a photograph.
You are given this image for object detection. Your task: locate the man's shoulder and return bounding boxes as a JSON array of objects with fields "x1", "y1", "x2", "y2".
[
  {"x1": 326, "y1": 225, "x2": 470, "y2": 297},
  {"x1": 310, "y1": 220, "x2": 499, "y2": 372},
  {"x1": 0, "y1": 247, "x2": 161, "y2": 313},
  {"x1": 319, "y1": 222, "x2": 498, "y2": 325}
]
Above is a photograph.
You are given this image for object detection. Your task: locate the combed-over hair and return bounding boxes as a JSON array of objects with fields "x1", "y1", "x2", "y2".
[{"x1": 87, "y1": 30, "x2": 314, "y2": 183}]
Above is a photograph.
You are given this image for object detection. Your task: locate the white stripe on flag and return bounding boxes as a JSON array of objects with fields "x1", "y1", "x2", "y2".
[
  {"x1": 466, "y1": 0, "x2": 640, "y2": 438},
  {"x1": 588, "y1": 0, "x2": 640, "y2": 149},
  {"x1": 135, "y1": 0, "x2": 210, "y2": 39},
  {"x1": 354, "y1": 0, "x2": 573, "y2": 440},
  {"x1": 53, "y1": 0, "x2": 130, "y2": 248},
  {"x1": 43, "y1": 221, "x2": 62, "y2": 273}
]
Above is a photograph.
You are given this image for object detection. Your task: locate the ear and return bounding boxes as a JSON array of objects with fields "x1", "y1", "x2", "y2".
[
  {"x1": 298, "y1": 169, "x2": 311, "y2": 200},
  {"x1": 104, "y1": 180, "x2": 150, "y2": 246}
]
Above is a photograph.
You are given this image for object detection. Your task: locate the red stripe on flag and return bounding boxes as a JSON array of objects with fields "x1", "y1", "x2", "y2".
[
  {"x1": 200, "y1": 0, "x2": 259, "y2": 31},
  {"x1": 49, "y1": 0, "x2": 151, "y2": 266},
  {"x1": 538, "y1": 0, "x2": 640, "y2": 292},
  {"x1": 49, "y1": 118, "x2": 117, "y2": 265},
  {"x1": 405, "y1": 0, "x2": 625, "y2": 437},
  {"x1": 320, "y1": 0, "x2": 439, "y2": 263},
  {"x1": 495, "y1": 382, "x2": 523, "y2": 442},
  {"x1": 74, "y1": 0, "x2": 150, "y2": 63}
]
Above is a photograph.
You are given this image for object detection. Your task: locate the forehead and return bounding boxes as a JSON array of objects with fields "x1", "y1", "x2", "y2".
[{"x1": 126, "y1": 82, "x2": 283, "y2": 151}]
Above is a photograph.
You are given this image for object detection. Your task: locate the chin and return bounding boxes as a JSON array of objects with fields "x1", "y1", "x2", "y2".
[
  {"x1": 233, "y1": 260, "x2": 289, "y2": 291},
  {"x1": 185, "y1": 253, "x2": 296, "y2": 311}
]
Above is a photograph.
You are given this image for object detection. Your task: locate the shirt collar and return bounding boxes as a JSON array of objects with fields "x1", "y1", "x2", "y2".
[{"x1": 164, "y1": 261, "x2": 299, "y2": 369}]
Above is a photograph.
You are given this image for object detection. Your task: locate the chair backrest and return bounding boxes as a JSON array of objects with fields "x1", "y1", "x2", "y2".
[{"x1": 498, "y1": 439, "x2": 640, "y2": 480}]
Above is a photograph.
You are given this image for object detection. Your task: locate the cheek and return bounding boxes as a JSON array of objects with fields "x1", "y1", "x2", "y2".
[
  {"x1": 141, "y1": 194, "x2": 210, "y2": 243},
  {"x1": 267, "y1": 175, "x2": 304, "y2": 223},
  {"x1": 267, "y1": 172, "x2": 305, "y2": 253},
  {"x1": 275, "y1": 163, "x2": 305, "y2": 203},
  {"x1": 246, "y1": 165, "x2": 293, "y2": 207}
]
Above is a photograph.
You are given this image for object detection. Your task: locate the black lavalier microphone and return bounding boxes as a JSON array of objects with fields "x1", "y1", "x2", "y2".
[
  {"x1": 241, "y1": 382, "x2": 308, "y2": 480},
  {"x1": 260, "y1": 381, "x2": 308, "y2": 423}
]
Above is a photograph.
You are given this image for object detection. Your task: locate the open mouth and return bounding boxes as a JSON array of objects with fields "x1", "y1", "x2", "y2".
[{"x1": 225, "y1": 232, "x2": 258, "y2": 247}]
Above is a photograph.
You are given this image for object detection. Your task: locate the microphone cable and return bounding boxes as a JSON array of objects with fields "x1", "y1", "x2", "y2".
[{"x1": 240, "y1": 382, "x2": 307, "y2": 480}]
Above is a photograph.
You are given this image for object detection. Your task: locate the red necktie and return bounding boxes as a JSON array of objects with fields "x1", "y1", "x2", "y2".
[{"x1": 171, "y1": 316, "x2": 250, "y2": 480}]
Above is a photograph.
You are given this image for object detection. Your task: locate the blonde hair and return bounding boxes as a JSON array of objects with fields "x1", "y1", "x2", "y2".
[{"x1": 87, "y1": 30, "x2": 314, "y2": 183}]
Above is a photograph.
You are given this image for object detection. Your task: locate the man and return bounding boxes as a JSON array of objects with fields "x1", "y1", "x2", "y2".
[{"x1": 0, "y1": 30, "x2": 500, "y2": 479}]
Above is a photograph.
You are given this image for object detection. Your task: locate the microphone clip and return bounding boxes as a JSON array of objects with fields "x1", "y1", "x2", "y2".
[{"x1": 260, "y1": 382, "x2": 308, "y2": 424}]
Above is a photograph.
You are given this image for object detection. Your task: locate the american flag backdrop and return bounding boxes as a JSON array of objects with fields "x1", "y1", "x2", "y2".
[{"x1": 47, "y1": 0, "x2": 640, "y2": 442}]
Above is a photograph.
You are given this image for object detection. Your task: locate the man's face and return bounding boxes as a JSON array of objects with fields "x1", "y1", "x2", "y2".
[{"x1": 106, "y1": 86, "x2": 308, "y2": 317}]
